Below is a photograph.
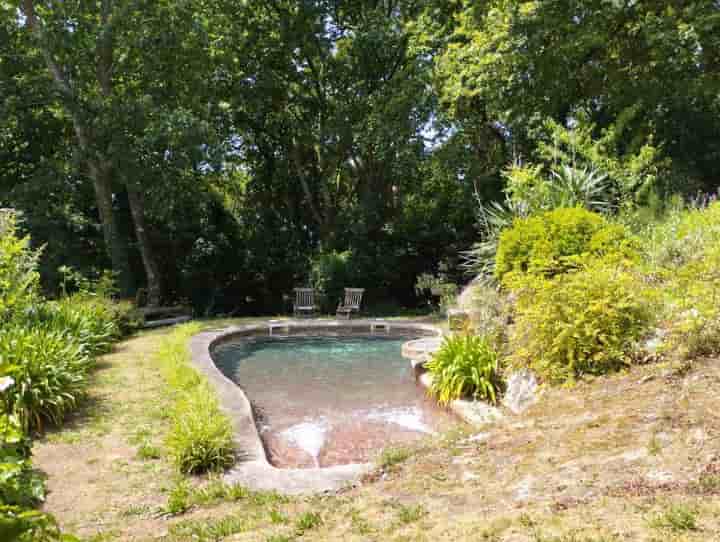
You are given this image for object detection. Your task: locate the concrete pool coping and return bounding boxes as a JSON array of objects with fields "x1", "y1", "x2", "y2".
[{"x1": 189, "y1": 319, "x2": 443, "y2": 494}]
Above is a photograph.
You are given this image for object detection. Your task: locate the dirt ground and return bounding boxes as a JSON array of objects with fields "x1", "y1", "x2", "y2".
[{"x1": 33, "y1": 321, "x2": 720, "y2": 541}]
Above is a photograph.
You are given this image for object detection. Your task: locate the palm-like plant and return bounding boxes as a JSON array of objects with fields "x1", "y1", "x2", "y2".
[
  {"x1": 462, "y1": 196, "x2": 525, "y2": 279},
  {"x1": 548, "y1": 165, "x2": 614, "y2": 213}
]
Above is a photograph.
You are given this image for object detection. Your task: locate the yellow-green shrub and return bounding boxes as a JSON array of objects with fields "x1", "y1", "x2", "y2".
[
  {"x1": 508, "y1": 263, "x2": 655, "y2": 383},
  {"x1": 495, "y1": 207, "x2": 637, "y2": 285},
  {"x1": 664, "y1": 243, "x2": 720, "y2": 358}
]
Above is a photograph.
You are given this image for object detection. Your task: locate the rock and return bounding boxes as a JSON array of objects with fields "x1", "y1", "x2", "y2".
[
  {"x1": 642, "y1": 328, "x2": 668, "y2": 354},
  {"x1": 645, "y1": 470, "x2": 674, "y2": 483},
  {"x1": 502, "y1": 369, "x2": 538, "y2": 414},
  {"x1": 452, "y1": 400, "x2": 503, "y2": 426},
  {"x1": 514, "y1": 476, "x2": 534, "y2": 502},
  {"x1": 466, "y1": 432, "x2": 490, "y2": 443}
]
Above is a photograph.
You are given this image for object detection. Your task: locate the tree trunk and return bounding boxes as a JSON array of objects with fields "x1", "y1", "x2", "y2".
[
  {"x1": 88, "y1": 161, "x2": 135, "y2": 297},
  {"x1": 126, "y1": 185, "x2": 162, "y2": 306}
]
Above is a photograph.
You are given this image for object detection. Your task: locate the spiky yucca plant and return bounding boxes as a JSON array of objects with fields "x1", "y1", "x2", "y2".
[{"x1": 548, "y1": 165, "x2": 614, "y2": 212}]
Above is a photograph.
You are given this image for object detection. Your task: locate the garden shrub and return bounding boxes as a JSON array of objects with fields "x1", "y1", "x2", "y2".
[
  {"x1": 0, "y1": 212, "x2": 41, "y2": 324},
  {"x1": 0, "y1": 414, "x2": 44, "y2": 508},
  {"x1": 36, "y1": 295, "x2": 122, "y2": 356},
  {"x1": 457, "y1": 281, "x2": 510, "y2": 349},
  {"x1": 414, "y1": 273, "x2": 458, "y2": 315},
  {"x1": 664, "y1": 238, "x2": 720, "y2": 359},
  {"x1": 0, "y1": 506, "x2": 75, "y2": 542},
  {"x1": 426, "y1": 334, "x2": 502, "y2": 405},
  {"x1": 638, "y1": 202, "x2": 720, "y2": 359},
  {"x1": 644, "y1": 201, "x2": 720, "y2": 270},
  {"x1": 156, "y1": 324, "x2": 235, "y2": 474},
  {"x1": 0, "y1": 326, "x2": 90, "y2": 433},
  {"x1": 310, "y1": 250, "x2": 357, "y2": 313},
  {"x1": 508, "y1": 262, "x2": 655, "y2": 383},
  {"x1": 495, "y1": 207, "x2": 637, "y2": 285}
]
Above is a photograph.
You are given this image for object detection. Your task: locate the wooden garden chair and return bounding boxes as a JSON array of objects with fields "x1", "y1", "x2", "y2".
[
  {"x1": 336, "y1": 288, "x2": 364, "y2": 319},
  {"x1": 293, "y1": 288, "x2": 318, "y2": 317}
]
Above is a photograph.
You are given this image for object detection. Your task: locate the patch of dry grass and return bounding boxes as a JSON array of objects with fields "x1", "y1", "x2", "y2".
[{"x1": 31, "y1": 320, "x2": 720, "y2": 541}]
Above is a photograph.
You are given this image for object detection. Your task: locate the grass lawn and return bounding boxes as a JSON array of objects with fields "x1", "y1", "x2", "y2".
[{"x1": 33, "y1": 319, "x2": 720, "y2": 541}]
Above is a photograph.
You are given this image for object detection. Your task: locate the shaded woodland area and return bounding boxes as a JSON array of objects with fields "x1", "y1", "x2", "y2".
[{"x1": 2, "y1": 1, "x2": 719, "y2": 313}]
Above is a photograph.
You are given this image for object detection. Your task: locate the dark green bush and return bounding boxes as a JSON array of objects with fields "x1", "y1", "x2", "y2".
[
  {"x1": 495, "y1": 207, "x2": 637, "y2": 285},
  {"x1": 310, "y1": 250, "x2": 358, "y2": 313},
  {"x1": 425, "y1": 334, "x2": 502, "y2": 405}
]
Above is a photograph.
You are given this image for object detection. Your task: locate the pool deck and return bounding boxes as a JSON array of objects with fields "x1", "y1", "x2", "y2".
[{"x1": 189, "y1": 319, "x2": 442, "y2": 494}]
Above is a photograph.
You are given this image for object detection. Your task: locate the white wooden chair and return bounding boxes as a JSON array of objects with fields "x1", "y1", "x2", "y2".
[
  {"x1": 293, "y1": 288, "x2": 318, "y2": 317},
  {"x1": 336, "y1": 288, "x2": 364, "y2": 319}
]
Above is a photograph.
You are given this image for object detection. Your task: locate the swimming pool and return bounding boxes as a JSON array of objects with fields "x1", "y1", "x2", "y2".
[{"x1": 212, "y1": 333, "x2": 454, "y2": 468}]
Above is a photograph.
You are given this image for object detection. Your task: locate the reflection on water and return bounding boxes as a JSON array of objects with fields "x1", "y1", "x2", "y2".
[{"x1": 213, "y1": 335, "x2": 455, "y2": 468}]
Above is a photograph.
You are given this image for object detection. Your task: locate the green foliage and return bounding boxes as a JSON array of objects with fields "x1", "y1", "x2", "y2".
[
  {"x1": 547, "y1": 166, "x2": 613, "y2": 213},
  {"x1": 460, "y1": 282, "x2": 510, "y2": 347},
  {"x1": 166, "y1": 388, "x2": 235, "y2": 475},
  {"x1": 645, "y1": 202, "x2": 720, "y2": 359},
  {"x1": 156, "y1": 324, "x2": 234, "y2": 474},
  {"x1": 414, "y1": 273, "x2": 458, "y2": 314},
  {"x1": 165, "y1": 479, "x2": 192, "y2": 515},
  {"x1": 310, "y1": 250, "x2": 357, "y2": 313},
  {"x1": 0, "y1": 415, "x2": 44, "y2": 508},
  {"x1": 426, "y1": 334, "x2": 502, "y2": 405},
  {"x1": 495, "y1": 208, "x2": 637, "y2": 284},
  {"x1": 169, "y1": 514, "x2": 249, "y2": 541},
  {"x1": 509, "y1": 263, "x2": 655, "y2": 383},
  {"x1": 0, "y1": 212, "x2": 40, "y2": 324},
  {"x1": 295, "y1": 511, "x2": 323, "y2": 534},
  {"x1": 379, "y1": 447, "x2": 412, "y2": 470},
  {"x1": 35, "y1": 295, "x2": 121, "y2": 356},
  {"x1": 0, "y1": 505, "x2": 78, "y2": 542},
  {"x1": 648, "y1": 503, "x2": 699, "y2": 533},
  {"x1": 397, "y1": 504, "x2": 427, "y2": 525},
  {"x1": 0, "y1": 327, "x2": 89, "y2": 433}
]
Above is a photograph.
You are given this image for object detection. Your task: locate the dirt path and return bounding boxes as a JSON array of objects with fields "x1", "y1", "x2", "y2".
[{"x1": 33, "y1": 323, "x2": 720, "y2": 541}]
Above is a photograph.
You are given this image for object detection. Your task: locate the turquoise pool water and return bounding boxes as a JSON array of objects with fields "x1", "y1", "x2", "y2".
[{"x1": 213, "y1": 335, "x2": 454, "y2": 468}]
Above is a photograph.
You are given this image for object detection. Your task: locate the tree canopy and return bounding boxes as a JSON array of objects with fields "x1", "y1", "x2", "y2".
[{"x1": 2, "y1": 0, "x2": 718, "y2": 312}]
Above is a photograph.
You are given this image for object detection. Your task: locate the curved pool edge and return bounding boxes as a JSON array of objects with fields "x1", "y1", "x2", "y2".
[{"x1": 189, "y1": 319, "x2": 443, "y2": 495}]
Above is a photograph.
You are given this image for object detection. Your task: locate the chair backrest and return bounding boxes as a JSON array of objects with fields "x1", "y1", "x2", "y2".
[
  {"x1": 293, "y1": 288, "x2": 315, "y2": 308},
  {"x1": 343, "y1": 288, "x2": 364, "y2": 309}
]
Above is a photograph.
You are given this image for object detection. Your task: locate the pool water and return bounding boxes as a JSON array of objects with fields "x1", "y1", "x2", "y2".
[{"x1": 212, "y1": 335, "x2": 455, "y2": 468}]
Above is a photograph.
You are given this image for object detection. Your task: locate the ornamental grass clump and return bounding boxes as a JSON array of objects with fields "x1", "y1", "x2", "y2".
[
  {"x1": 166, "y1": 387, "x2": 235, "y2": 474},
  {"x1": 426, "y1": 334, "x2": 502, "y2": 405},
  {"x1": 156, "y1": 324, "x2": 235, "y2": 474}
]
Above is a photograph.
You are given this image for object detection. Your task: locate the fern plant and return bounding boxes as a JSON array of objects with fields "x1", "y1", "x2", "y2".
[{"x1": 425, "y1": 334, "x2": 502, "y2": 405}]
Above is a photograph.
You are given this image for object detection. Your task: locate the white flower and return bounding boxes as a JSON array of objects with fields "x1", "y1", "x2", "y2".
[{"x1": 0, "y1": 376, "x2": 14, "y2": 392}]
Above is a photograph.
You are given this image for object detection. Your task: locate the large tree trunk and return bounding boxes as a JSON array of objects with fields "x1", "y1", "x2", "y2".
[
  {"x1": 88, "y1": 161, "x2": 135, "y2": 296},
  {"x1": 126, "y1": 185, "x2": 162, "y2": 306}
]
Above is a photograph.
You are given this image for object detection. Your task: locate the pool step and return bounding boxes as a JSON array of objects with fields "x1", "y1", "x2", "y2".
[
  {"x1": 370, "y1": 321, "x2": 390, "y2": 334},
  {"x1": 268, "y1": 321, "x2": 291, "y2": 336}
]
